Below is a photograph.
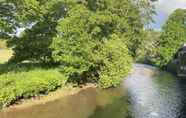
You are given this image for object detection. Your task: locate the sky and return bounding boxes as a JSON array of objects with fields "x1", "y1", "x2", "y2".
[{"x1": 150, "y1": 0, "x2": 186, "y2": 30}]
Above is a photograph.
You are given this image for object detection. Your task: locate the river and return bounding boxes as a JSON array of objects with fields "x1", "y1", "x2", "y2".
[
  {"x1": 1, "y1": 64, "x2": 186, "y2": 118},
  {"x1": 91, "y1": 64, "x2": 186, "y2": 118},
  {"x1": 124, "y1": 64, "x2": 186, "y2": 118}
]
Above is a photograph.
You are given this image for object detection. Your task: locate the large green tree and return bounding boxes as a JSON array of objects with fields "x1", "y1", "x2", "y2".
[
  {"x1": 51, "y1": 0, "x2": 146, "y2": 87},
  {"x1": 3, "y1": 0, "x2": 69, "y2": 62},
  {"x1": 136, "y1": 29, "x2": 161, "y2": 64},
  {"x1": 0, "y1": 0, "x2": 155, "y2": 88},
  {"x1": 154, "y1": 9, "x2": 186, "y2": 67},
  {"x1": 0, "y1": 0, "x2": 155, "y2": 62},
  {"x1": 0, "y1": 0, "x2": 17, "y2": 38}
]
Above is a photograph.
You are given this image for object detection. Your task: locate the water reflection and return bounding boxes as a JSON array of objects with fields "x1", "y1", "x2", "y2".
[
  {"x1": 89, "y1": 87, "x2": 131, "y2": 118},
  {"x1": 0, "y1": 87, "x2": 98, "y2": 118},
  {"x1": 125, "y1": 64, "x2": 186, "y2": 118},
  {"x1": 0, "y1": 85, "x2": 130, "y2": 118}
]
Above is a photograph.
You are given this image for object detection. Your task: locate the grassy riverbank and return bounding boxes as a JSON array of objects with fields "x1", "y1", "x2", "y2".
[
  {"x1": 0, "y1": 50, "x2": 68, "y2": 108},
  {"x1": 0, "y1": 49, "x2": 130, "y2": 109},
  {"x1": 0, "y1": 66, "x2": 67, "y2": 107},
  {"x1": 2, "y1": 84, "x2": 96, "y2": 111}
]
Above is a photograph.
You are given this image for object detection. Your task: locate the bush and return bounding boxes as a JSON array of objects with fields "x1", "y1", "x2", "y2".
[
  {"x1": 0, "y1": 68, "x2": 67, "y2": 107},
  {"x1": 97, "y1": 35, "x2": 132, "y2": 88}
]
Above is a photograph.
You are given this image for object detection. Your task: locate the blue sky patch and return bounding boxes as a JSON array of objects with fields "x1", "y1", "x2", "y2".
[{"x1": 150, "y1": 0, "x2": 186, "y2": 30}]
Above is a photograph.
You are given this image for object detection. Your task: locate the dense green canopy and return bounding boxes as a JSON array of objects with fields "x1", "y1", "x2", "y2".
[
  {"x1": 0, "y1": 0, "x2": 155, "y2": 88},
  {"x1": 153, "y1": 9, "x2": 186, "y2": 67},
  {"x1": 51, "y1": 0, "x2": 140, "y2": 87}
]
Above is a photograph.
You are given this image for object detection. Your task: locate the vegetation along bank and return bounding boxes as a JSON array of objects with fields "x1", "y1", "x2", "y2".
[{"x1": 1, "y1": 0, "x2": 186, "y2": 109}]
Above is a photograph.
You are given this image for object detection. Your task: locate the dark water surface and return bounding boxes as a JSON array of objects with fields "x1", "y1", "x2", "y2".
[{"x1": 2, "y1": 64, "x2": 186, "y2": 118}]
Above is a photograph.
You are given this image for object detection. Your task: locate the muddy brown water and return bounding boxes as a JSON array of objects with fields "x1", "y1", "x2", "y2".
[
  {"x1": 0, "y1": 87, "x2": 97, "y2": 118},
  {"x1": 0, "y1": 86, "x2": 129, "y2": 118}
]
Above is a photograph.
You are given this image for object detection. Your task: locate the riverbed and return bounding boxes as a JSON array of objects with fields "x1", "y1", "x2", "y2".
[{"x1": 1, "y1": 64, "x2": 186, "y2": 118}]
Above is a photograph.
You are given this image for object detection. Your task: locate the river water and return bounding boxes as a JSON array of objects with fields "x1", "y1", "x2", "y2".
[
  {"x1": 1, "y1": 64, "x2": 186, "y2": 118},
  {"x1": 124, "y1": 64, "x2": 186, "y2": 118},
  {"x1": 91, "y1": 64, "x2": 186, "y2": 118}
]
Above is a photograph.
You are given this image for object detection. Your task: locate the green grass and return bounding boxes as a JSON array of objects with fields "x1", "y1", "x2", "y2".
[
  {"x1": 0, "y1": 67, "x2": 67, "y2": 107},
  {"x1": 0, "y1": 49, "x2": 68, "y2": 108}
]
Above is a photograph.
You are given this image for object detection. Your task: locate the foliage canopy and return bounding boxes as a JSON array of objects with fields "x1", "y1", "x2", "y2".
[
  {"x1": 0, "y1": 0, "x2": 155, "y2": 88},
  {"x1": 153, "y1": 9, "x2": 186, "y2": 67}
]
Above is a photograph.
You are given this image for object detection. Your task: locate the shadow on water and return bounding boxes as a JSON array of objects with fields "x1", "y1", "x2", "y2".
[
  {"x1": 89, "y1": 87, "x2": 132, "y2": 118},
  {"x1": 0, "y1": 87, "x2": 98, "y2": 118},
  {"x1": 89, "y1": 96, "x2": 131, "y2": 118},
  {"x1": 0, "y1": 86, "x2": 131, "y2": 118}
]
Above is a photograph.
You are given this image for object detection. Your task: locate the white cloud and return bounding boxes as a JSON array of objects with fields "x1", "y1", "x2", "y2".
[
  {"x1": 154, "y1": 0, "x2": 186, "y2": 15},
  {"x1": 150, "y1": 0, "x2": 186, "y2": 29}
]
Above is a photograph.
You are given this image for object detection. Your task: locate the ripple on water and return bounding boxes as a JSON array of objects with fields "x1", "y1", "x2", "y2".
[{"x1": 124, "y1": 64, "x2": 185, "y2": 118}]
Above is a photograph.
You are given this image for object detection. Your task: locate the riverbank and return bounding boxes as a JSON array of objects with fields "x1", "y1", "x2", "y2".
[
  {"x1": 0, "y1": 82, "x2": 130, "y2": 118},
  {"x1": 0, "y1": 47, "x2": 132, "y2": 109},
  {"x1": 1, "y1": 84, "x2": 96, "y2": 111},
  {"x1": 0, "y1": 64, "x2": 68, "y2": 108},
  {"x1": 0, "y1": 84, "x2": 98, "y2": 118},
  {"x1": 0, "y1": 49, "x2": 70, "y2": 108}
]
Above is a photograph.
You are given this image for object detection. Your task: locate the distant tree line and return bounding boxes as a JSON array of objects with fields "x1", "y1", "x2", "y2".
[{"x1": 138, "y1": 9, "x2": 186, "y2": 69}]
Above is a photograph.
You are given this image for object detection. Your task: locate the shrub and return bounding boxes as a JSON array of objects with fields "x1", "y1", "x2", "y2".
[
  {"x1": 0, "y1": 68, "x2": 67, "y2": 107},
  {"x1": 97, "y1": 35, "x2": 132, "y2": 88}
]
